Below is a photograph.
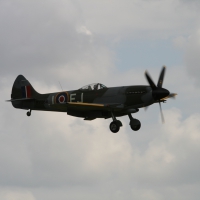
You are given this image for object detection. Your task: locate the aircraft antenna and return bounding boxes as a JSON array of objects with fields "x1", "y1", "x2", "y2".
[{"x1": 59, "y1": 81, "x2": 63, "y2": 91}]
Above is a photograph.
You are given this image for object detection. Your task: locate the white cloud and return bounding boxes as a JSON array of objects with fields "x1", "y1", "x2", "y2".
[
  {"x1": 0, "y1": 189, "x2": 35, "y2": 200},
  {"x1": 0, "y1": 0, "x2": 115, "y2": 87},
  {"x1": 77, "y1": 0, "x2": 200, "y2": 39},
  {"x1": 77, "y1": 26, "x2": 92, "y2": 36}
]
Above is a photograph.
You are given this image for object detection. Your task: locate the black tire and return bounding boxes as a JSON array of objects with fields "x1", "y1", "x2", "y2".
[
  {"x1": 110, "y1": 121, "x2": 120, "y2": 133},
  {"x1": 27, "y1": 111, "x2": 31, "y2": 117},
  {"x1": 130, "y1": 121, "x2": 141, "y2": 131}
]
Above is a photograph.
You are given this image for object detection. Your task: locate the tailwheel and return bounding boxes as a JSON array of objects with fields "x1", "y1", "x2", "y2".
[
  {"x1": 26, "y1": 110, "x2": 31, "y2": 117},
  {"x1": 109, "y1": 120, "x2": 122, "y2": 133}
]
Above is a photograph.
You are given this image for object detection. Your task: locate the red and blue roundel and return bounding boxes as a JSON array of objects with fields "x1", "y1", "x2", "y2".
[{"x1": 55, "y1": 92, "x2": 69, "y2": 104}]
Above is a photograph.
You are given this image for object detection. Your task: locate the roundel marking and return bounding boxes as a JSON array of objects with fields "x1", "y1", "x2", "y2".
[
  {"x1": 59, "y1": 95, "x2": 65, "y2": 103},
  {"x1": 55, "y1": 92, "x2": 69, "y2": 104}
]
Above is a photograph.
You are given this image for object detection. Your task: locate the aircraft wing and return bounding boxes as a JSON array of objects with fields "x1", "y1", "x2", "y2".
[{"x1": 51, "y1": 102, "x2": 124, "y2": 111}]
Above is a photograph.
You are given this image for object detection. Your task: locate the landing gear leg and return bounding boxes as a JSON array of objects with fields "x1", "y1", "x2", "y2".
[
  {"x1": 128, "y1": 114, "x2": 141, "y2": 131},
  {"x1": 27, "y1": 109, "x2": 31, "y2": 117},
  {"x1": 109, "y1": 111, "x2": 122, "y2": 133}
]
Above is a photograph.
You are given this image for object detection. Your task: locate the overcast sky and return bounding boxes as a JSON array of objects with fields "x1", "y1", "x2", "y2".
[{"x1": 1, "y1": 0, "x2": 200, "y2": 200}]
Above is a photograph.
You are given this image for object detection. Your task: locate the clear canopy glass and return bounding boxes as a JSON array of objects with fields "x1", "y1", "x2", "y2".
[{"x1": 80, "y1": 83, "x2": 107, "y2": 91}]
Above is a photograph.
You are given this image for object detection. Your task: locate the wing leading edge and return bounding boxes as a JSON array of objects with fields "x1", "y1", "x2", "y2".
[{"x1": 51, "y1": 102, "x2": 124, "y2": 111}]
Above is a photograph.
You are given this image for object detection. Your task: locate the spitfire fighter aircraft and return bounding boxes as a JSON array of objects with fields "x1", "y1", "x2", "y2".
[{"x1": 8, "y1": 66, "x2": 176, "y2": 133}]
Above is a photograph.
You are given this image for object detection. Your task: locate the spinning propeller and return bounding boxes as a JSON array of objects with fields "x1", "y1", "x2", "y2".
[{"x1": 145, "y1": 66, "x2": 177, "y2": 123}]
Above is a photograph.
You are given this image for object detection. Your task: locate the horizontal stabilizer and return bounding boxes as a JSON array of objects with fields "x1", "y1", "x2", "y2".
[{"x1": 6, "y1": 98, "x2": 34, "y2": 102}]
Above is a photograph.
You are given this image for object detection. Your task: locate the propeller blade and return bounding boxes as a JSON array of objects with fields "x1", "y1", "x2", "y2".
[
  {"x1": 157, "y1": 66, "x2": 166, "y2": 88},
  {"x1": 159, "y1": 101, "x2": 165, "y2": 123},
  {"x1": 145, "y1": 70, "x2": 157, "y2": 90}
]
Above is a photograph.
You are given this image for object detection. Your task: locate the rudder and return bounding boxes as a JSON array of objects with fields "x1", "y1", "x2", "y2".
[
  {"x1": 10, "y1": 75, "x2": 41, "y2": 110},
  {"x1": 11, "y1": 75, "x2": 39, "y2": 100}
]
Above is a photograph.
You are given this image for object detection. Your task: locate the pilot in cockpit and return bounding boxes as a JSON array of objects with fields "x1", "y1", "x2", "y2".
[{"x1": 93, "y1": 84, "x2": 98, "y2": 90}]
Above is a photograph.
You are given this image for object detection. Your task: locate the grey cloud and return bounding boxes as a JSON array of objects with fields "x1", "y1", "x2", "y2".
[
  {"x1": 0, "y1": 1, "x2": 81, "y2": 75},
  {"x1": 184, "y1": 30, "x2": 200, "y2": 86},
  {"x1": 0, "y1": 0, "x2": 114, "y2": 88},
  {"x1": 77, "y1": 0, "x2": 200, "y2": 39},
  {"x1": 180, "y1": 0, "x2": 200, "y2": 3}
]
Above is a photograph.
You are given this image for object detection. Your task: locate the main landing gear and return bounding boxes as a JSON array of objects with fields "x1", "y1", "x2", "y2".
[
  {"x1": 128, "y1": 113, "x2": 141, "y2": 131},
  {"x1": 109, "y1": 112, "x2": 122, "y2": 133},
  {"x1": 27, "y1": 109, "x2": 32, "y2": 117},
  {"x1": 109, "y1": 112, "x2": 141, "y2": 133}
]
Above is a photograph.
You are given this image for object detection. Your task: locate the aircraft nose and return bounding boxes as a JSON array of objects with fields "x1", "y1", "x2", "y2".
[{"x1": 152, "y1": 88, "x2": 170, "y2": 101}]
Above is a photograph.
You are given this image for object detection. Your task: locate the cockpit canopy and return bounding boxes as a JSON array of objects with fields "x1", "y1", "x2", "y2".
[{"x1": 80, "y1": 83, "x2": 107, "y2": 91}]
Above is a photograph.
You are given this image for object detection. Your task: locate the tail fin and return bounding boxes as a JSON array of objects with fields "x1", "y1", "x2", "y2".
[{"x1": 11, "y1": 75, "x2": 40, "y2": 100}]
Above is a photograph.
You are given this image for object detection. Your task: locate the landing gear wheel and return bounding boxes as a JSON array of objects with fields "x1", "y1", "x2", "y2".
[
  {"x1": 110, "y1": 121, "x2": 120, "y2": 133},
  {"x1": 130, "y1": 121, "x2": 141, "y2": 131},
  {"x1": 130, "y1": 123, "x2": 141, "y2": 131},
  {"x1": 27, "y1": 110, "x2": 31, "y2": 117}
]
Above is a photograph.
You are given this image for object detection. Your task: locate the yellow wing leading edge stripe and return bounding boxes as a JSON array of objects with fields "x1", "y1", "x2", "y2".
[{"x1": 68, "y1": 102, "x2": 105, "y2": 107}]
